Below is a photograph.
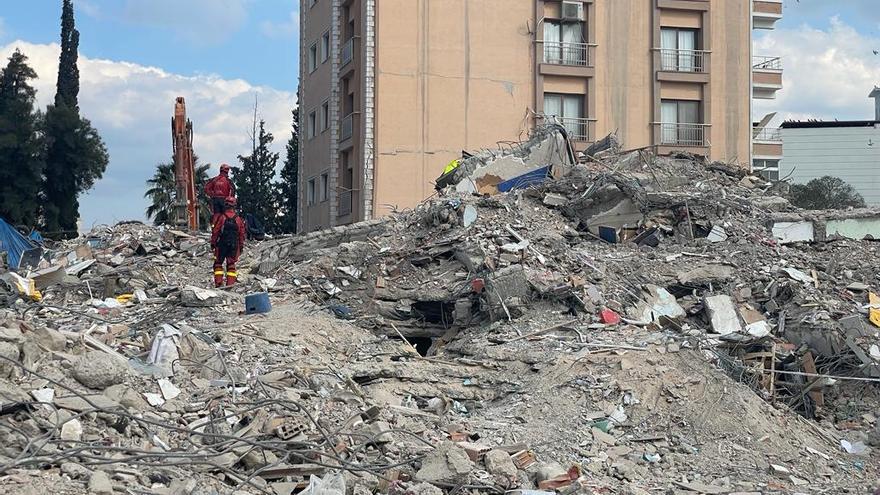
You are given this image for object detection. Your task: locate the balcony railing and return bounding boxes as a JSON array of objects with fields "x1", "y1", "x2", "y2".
[
  {"x1": 753, "y1": 127, "x2": 782, "y2": 142},
  {"x1": 538, "y1": 114, "x2": 592, "y2": 142},
  {"x1": 658, "y1": 49, "x2": 707, "y2": 73},
  {"x1": 341, "y1": 113, "x2": 353, "y2": 141},
  {"x1": 541, "y1": 41, "x2": 593, "y2": 67},
  {"x1": 656, "y1": 123, "x2": 708, "y2": 147},
  {"x1": 341, "y1": 38, "x2": 353, "y2": 67},
  {"x1": 338, "y1": 190, "x2": 353, "y2": 216},
  {"x1": 753, "y1": 55, "x2": 781, "y2": 70}
]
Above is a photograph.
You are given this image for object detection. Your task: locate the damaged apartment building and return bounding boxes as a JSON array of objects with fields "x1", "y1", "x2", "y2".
[{"x1": 298, "y1": 0, "x2": 785, "y2": 232}]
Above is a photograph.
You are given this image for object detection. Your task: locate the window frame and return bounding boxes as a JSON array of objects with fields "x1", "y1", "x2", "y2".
[
  {"x1": 320, "y1": 173, "x2": 329, "y2": 202},
  {"x1": 307, "y1": 178, "x2": 317, "y2": 205},
  {"x1": 752, "y1": 159, "x2": 780, "y2": 181},
  {"x1": 321, "y1": 101, "x2": 330, "y2": 132},
  {"x1": 321, "y1": 31, "x2": 330, "y2": 63},
  {"x1": 308, "y1": 43, "x2": 318, "y2": 73},
  {"x1": 308, "y1": 110, "x2": 317, "y2": 139}
]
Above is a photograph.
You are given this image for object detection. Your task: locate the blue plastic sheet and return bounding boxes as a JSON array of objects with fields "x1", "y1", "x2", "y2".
[{"x1": 0, "y1": 218, "x2": 36, "y2": 269}]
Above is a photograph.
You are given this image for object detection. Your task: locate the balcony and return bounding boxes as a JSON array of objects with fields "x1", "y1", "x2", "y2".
[
  {"x1": 541, "y1": 42, "x2": 593, "y2": 67},
  {"x1": 341, "y1": 38, "x2": 353, "y2": 67},
  {"x1": 753, "y1": 127, "x2": 782, "y2": 159},
  {"x1": 659, "y1": 49, "x2": 707, "y2": 73},
  {"x1": 753, "y1": 0, "x2": 782, "y2": 30},
  {"x1": 340, "y1": 113, "x2": 353, "y2": 142},
  {"x1": 538, "y1": 114, "x2": 593, "y2": 142},
  {"x1": 753, "y1": 56, "x2": 782, "y2": 99},
  {"x1": 753, "y1": 127, "x2": 781, "y2": 142},
  {"x1": 656, "y1": 122, "x2": 708, "y2": 147}
]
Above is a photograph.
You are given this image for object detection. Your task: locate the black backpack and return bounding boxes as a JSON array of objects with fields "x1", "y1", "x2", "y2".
[{"x1": 218, "y1": 216, "x2": 240, "y2": 253}]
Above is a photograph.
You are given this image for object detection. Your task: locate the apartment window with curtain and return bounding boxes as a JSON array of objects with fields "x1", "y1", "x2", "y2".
[
  {"x1": 660, "y1": 28, "x2": 700, "y2": 72},
  {"x1": 544, "y1": 93, "x2": 587, "y2": 140},
  {"x1": 660, "y1": 100, "x2": 702, "y2": 146},
  {"x1": 543, "y1": 21, "x2": 586, "y2": 66}
]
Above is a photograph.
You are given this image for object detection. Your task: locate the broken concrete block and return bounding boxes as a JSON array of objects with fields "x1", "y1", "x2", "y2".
[
  {"x1": 408, "y1": 483, "x2": 444, "y2": 495},
  {"x1": 484, "y1": 449, "x2": 517, "y2": 478},
  {"x1": 543, "y1": 193, "x2": 568, "y2": 207},
  {"x1": 0, "y1": 342, "x2": 20, "y2": 378},
  {"x1": 60, "y1": 418, "x2": 83, "y2": 441},
  {"x1": 71, "y1": 351, "x2": 128, "y2": 389},
  {"x1": 772, "y1": 221, "x2": 815, "y2": 244},
  {"x1": 28, "y1": 326, "x2": 66, "y2": 351},
  {"x1": 677, "y1": 265, "x2": 734, "y2": 285},
  {"x1": 180, "y1": 286, "x2": 222, "y2": 307},
  {"x1": 88, "y1": 470, "x2": 114, "y2": 494},
  {"x1": 633, "y1": 285, "x2": 685, "y2": 323},
  {"x1": 415, "y1": 441, "x2": 475, "y2": 482},
  {"x1": 704, "y1": 295, "x2": 743, "y2": 336}
]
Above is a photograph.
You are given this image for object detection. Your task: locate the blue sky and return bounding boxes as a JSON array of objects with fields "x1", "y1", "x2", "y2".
[
  {"x1": 1, "y1": 0, "x2": 299, "y2": 90},
  {"x1": 0, "y1": 1, "x2": 878, "y2": 227}
]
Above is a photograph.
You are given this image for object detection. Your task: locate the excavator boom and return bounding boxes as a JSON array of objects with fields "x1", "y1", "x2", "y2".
[{"x1": 171, "y1": 97, "x2": 199, "y2": 231}]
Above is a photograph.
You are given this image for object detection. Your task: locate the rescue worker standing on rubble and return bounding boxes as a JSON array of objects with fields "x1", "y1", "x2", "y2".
[
  {"x1": 210, "y1": 197, "x2": 246, "y2": 287},
  {"x1": 205, "y1": 164, "x2": 236, "y2": 224}
]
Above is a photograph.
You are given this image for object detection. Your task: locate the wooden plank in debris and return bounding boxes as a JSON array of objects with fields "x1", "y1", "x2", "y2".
[
  {"x1": 801, "y1": 351, "x2": 824, "y2": 407},
  {"x1": 255, "y1": 464, "x2": 326, "y2": 480}
]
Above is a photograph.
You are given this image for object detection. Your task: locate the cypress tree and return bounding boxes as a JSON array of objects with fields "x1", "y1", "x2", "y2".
[
  {"x1": 232, "y1": 119, "x2": 279, "y2": 233},
  {"x1": 43, "y1": 0, "x2": 109, "y2": 238},
  {"x1": 0, "y1": 50, "x2": 44, "y2": 229},
  {"x1": 276, "y1": 108, "x2": 299, "y2": 233}
]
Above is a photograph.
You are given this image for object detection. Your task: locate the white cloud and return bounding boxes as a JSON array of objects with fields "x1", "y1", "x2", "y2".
[
  {"x1": 754, "y1": 17, "x2": 880, "y2": 124},
  {"x1": 0, "y1": 40, "x2": 295, "y2": 227},
  {"x1": 261, "y1": 9, "x2": 299, "y2": 40}
]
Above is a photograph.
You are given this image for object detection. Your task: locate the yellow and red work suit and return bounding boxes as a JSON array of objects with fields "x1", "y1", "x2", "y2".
[{"x1": 210, "y1": 209, "x2": 246, "y2": 287}]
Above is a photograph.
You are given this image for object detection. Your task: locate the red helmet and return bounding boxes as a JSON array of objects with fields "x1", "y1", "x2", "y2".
[
  {"x1": 220, "y1": 164, "x2": 231, "y2": 173},
  {"x1": 224, "y1": 196, "x2": 237, "y2": 207}
]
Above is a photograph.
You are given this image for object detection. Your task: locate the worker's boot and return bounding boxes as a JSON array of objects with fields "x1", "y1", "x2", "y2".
[
  {"x1": 226, "y1": 267, "x2": 237, "y2": 287},
  {"x1": 213, "y1": 268, "x2": 224, "y2": 288}
]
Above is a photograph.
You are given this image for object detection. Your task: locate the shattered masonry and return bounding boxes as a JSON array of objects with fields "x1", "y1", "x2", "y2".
[{"x1": 0, "y1": 126, "x2": 879, "y2": 493}]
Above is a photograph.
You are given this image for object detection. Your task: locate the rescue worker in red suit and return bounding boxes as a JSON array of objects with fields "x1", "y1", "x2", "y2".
[
  {"x1": 210, "y1": 197, "x2": 246, "y2": 287},
  {"x1": 205, "y1": 164, "x2": 236, "y2": 225}
]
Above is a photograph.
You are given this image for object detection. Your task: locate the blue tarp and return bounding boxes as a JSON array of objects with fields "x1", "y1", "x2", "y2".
[{"x1": 0, "y1": 218, "x2": 36, "y2": 269}]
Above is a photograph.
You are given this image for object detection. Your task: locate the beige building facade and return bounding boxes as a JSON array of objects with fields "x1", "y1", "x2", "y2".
[{"x1": 299, "y1": 0, "x2": 783, "y2": 232}]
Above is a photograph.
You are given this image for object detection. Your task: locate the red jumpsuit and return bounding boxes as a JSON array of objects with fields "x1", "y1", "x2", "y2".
[
  {"x1": 210, "y1": 210, "x2": 246, "y2": 287},
  {"x1": 205, "y1": 172, "x2": 236, "y2": 224}
]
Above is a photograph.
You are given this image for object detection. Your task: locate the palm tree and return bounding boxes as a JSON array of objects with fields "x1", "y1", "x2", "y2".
[{"x1": 144, "y1": 158, "x2": 211, "y2": 229}]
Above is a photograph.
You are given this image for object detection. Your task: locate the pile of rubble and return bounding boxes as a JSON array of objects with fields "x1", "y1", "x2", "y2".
[{"x1": 0, "y1": 137, "x2": 878, "y2": 494}]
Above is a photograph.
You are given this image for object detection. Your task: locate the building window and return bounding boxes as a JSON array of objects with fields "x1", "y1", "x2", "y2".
[
  {"x1": 660, "y1": 100, "x2": 703, "y2": 146},
  {"x1": 753, "y1": 159, "x2": 780, "y2": 181},
  {"x1": 321, "y1": 32, "x2": 330, "y2": 63},
  {"x1": 308, "y1": 43, "x2": 318, "y2": 73},
  {"x1": 321, "y1": 101, "x2": 330, "y2": 132},
  {"x1": 660, "y1": 28, "x2": 701, "y2": 72},
  {"x1": 320, "y1": 173, "x2": 329, "y2": 202},
  {"x1": 309, "y1": 0, "x2": 317, "y2": 7},
  {"x1": 543, "y1": 93, "x2": 587, "y2": 140},
  {"x1": 543, "y1": 21, "x2": 586, "y2": 66},
  {"x1": 307, "y1": 179, "x2": 316, "y2": 205},
  {"x1": 308, "y1": 111, "x2": 317, "y2": 139}
]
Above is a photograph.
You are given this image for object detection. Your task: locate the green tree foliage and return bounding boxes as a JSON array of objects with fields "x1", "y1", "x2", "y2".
[
  {"x1": 233, "y1": 119, "x2": 279, "y2": 232},
  {"x1": 789, "y1": 176, "x2": 867, "y2": 210},
  {"x1": 275, "y1": 108, "x2": 299, "y2": 234},
  {"x1": 144, "y1": 159, "x2": 211, "y2": 228},
  {"x1": 0, "y1": 50, "x2": 44, "y2": 229},
  {"x1": 42, "y1": 0, "x2": 109, "y2": 238}
]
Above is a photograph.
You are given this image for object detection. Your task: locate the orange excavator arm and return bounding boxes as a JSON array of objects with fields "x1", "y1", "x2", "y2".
[{"x1": 171, "y1": 97, "x2": 199, "y2": 231}]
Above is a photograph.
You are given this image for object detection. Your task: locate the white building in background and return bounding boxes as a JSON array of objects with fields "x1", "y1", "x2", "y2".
[{"x1": 779, "y1": 89, "x2": 880, "y2": 205}]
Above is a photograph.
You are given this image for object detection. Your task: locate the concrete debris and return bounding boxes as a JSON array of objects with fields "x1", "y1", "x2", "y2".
[
  {"x1": 71, "y1": 351, "x2": 128, "y2": 389},
  {"x1": 0, "y1": 149, "x2": 879, "y2": 494}
]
